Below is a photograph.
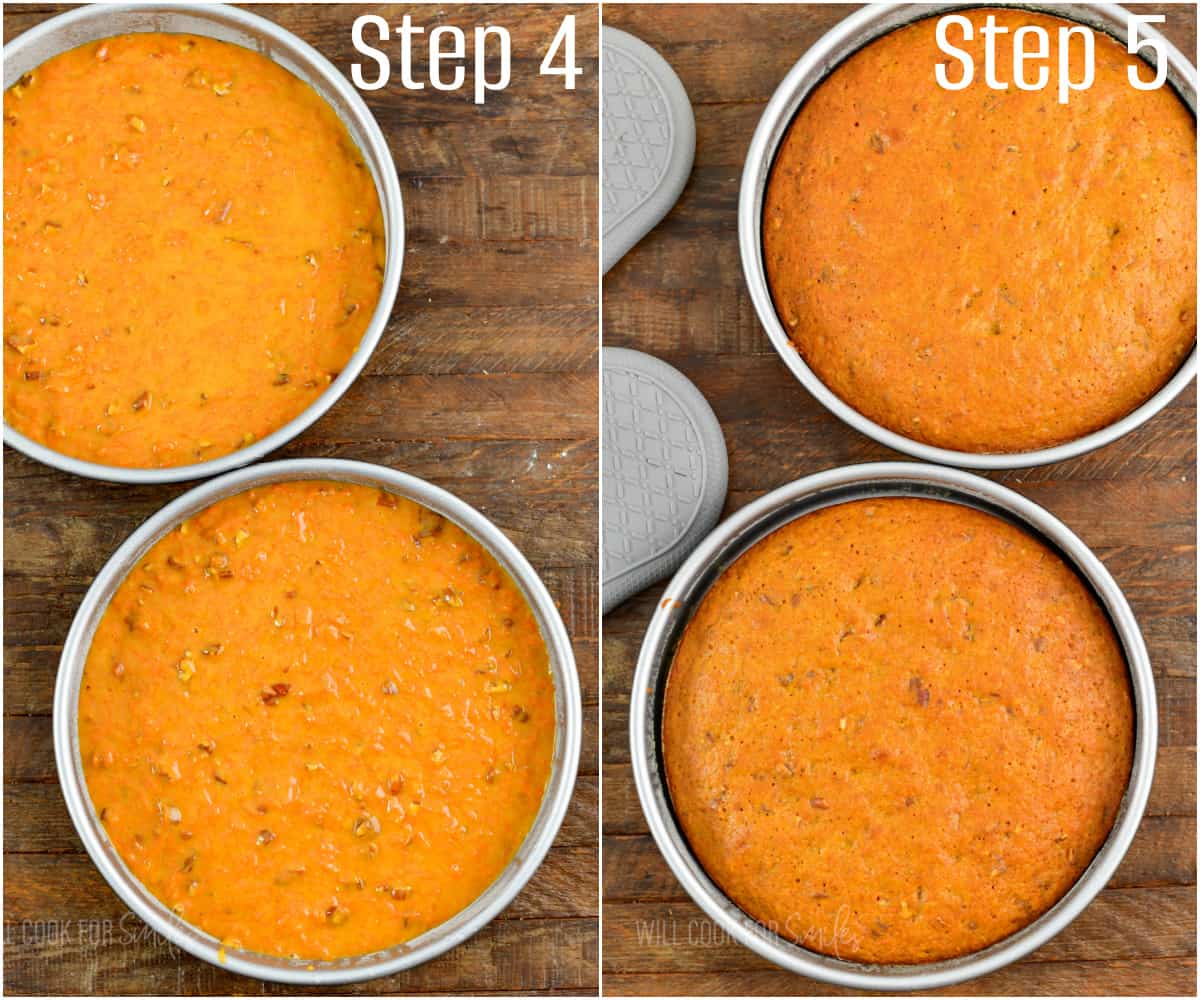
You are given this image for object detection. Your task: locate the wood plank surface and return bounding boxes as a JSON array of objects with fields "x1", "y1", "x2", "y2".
[
  {"x1": 600, "y1": 3, "x2": 1197, "y2": 996},
  {"x1": 2, "y1": 3, "x2": 598, "y2": 995}
]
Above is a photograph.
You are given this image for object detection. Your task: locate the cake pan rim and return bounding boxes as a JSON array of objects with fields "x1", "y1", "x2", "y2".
[
  {"x1": 53, "y1": 457, "x2": 582, "y2": 985},
  {"x1": 2, "y1": 2, "x2": 405, "y2": 484},
  {"x1": 738, "y1": 1, "x2": 1198, "y2": 470},
  {"x1": 629, "y1": 460, "x2": 1156, "y2": 991}
]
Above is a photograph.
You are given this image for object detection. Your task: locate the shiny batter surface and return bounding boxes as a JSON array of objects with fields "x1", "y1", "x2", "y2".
[
  {"x1": 663, "y1": 498, "x2": 1132, "y2": 964},
  {"x1": 764, "y1": 8, "x2": 1196, "y2": 453},
  {"x1": 4, "y1": 34, "x2": 384, "y2": 468},
  {"x1": 80, "y1": 481, "x2": 554, "y2": 960}
]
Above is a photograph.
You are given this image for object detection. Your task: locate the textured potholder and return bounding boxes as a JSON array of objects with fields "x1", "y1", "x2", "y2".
[{"x1": 602, "y1": 348, "x2": 728, "y2": 614}]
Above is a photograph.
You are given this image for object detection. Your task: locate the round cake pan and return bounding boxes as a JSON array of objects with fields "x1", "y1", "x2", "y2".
[
  {"x1": 630, "y1": 461, "x2": 1156, "y2": 991},
  {"x1": 3, "y1": 4, "x2": 405, "y2": 484},
  {"x1": 739, "y1": 2, "x2": 1198, "y2": 470},
  {"x1": 54, "y1": 458, "x2": 581, "y2": 985}
]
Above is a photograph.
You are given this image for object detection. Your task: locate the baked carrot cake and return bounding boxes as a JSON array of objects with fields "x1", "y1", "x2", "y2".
[
  {"x1": 663, "y1": 497, "x2": 1132, "y2": 964},
  {"x1": 4, "y1": 34, "x2": 384, "y2": 468},
  {"x1": 79, "y1": 481, "x2": 554, "y2": 960},
  {"x1": 763, "y1": 8, "x2": 1196, "y2": 453}
]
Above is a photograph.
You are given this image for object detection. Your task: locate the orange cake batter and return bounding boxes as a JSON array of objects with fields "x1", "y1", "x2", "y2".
[
  {"x1": 663, "y1": 497, "x2": 1132, "y2": 964},
  {"x1": 4, "y1": 34, "x2": 384, "y2": 468},
  {"x1": 764, "y1": 8, "x2": 1196, "y2": 453},
  {"x1": 79, "y1": 481, "x2": 554, "y2": 960}
]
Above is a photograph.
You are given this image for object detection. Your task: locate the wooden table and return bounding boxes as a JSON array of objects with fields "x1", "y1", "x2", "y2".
[
  {"x1": 3, "y1": 4, "x2": 598, "y2": 994},
  {"x1": 601, "y1": 4, "x2": 1196, "y2": 995}
]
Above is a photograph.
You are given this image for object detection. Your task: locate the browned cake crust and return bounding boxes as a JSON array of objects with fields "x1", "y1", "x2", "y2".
[
  {"x1": 763, "y1": 8, "x2": 1196, "y2": 454},
  {"x1": 663, "y1": 498, "x2": 1133, "y2": 964}
]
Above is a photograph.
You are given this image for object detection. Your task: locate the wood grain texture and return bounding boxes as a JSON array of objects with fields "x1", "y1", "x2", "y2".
[
  {"x1": 2, "y1": 3, "x2": 598, "y2": 995},
  {"x1": 601, "y1": 3, "x2": 1196, "y2": 996}
]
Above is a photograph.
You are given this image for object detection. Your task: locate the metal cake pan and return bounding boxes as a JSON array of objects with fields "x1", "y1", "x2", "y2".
[
  {"x1": 54, "y1": 459, "x2": 582, "y2": 984},
  {"x1": 739, "y1": 3, "x2": 1198, "y2": 470},
  {"x1": 630, "y1": 461, "x2": 1156, "y2": 991},
  {"x1": 3, "y1": 4, "x2": 405, "y2": 484}
]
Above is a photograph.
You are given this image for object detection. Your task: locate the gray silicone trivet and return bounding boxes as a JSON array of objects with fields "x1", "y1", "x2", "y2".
[
  {"x1": 603, "y1": 348, "x2": 728, "y2": 615},
  {"x1": 602, "y1": 27, "x2": 695, "y2": 273}
]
